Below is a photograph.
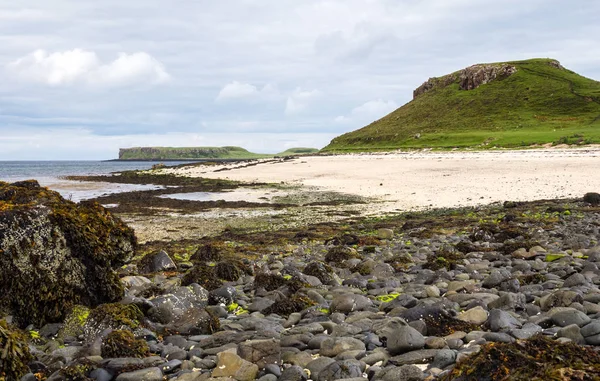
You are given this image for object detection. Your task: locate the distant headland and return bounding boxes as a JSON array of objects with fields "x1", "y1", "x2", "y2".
[{"x1": 116, "y1": 146, "x2": 319, "y2": 161}]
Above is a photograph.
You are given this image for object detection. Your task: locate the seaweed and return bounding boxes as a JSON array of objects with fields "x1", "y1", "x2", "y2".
[
  {"x1": 442, "y1": 335, "x2": 600, "y2": 380},
  {"x1": 101, "y1": 330, "x2": 149, "y2": 358},
  {"x1": 0, "y1": 320, "x2": 32, "y2": 380}
]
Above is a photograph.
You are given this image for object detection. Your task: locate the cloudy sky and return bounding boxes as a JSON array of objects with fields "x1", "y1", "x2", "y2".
[{"x1": 1, "y1": 0, "x2": 599, "y2": 159}]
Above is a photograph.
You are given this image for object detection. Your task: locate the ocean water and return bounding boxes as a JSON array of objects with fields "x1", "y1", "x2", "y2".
[{"x1": 0, "y1": 161, "x2": 195, "y2": 202}]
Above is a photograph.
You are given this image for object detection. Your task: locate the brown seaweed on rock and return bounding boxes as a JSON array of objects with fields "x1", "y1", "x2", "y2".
[
  {"x1": 0, "y1": 180, "x2": 136, "y2": 327},
  {"x1": 442, "y1": 335, "x2": 600, "y2": 381}
]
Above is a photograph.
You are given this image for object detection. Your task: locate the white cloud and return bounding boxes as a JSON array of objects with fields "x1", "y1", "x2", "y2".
[
  {"x1": 285, "y1": 88, "x2": 320, "y2": 115},
  {"x1": 0, "y1": 128, "x2": 335, "y2": 160},
  {"x1": 6, "y1": 49, "x2": 170, "y2": 87},
  {"x1": 215, "y1": 81, "x2": 279, "y2": 102}
]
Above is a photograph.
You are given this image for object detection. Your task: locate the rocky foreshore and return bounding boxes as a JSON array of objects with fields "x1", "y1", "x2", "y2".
[{"x1": 3, "y1": 180, "x2": 600, "y2": 380}]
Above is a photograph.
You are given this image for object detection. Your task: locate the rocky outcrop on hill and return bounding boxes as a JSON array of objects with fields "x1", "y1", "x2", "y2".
[
  {"x1": 414, "y1": 63, "x2": 518, "y2": 98},
  {"x1": 0, "y1": 180, "x2": 136, "y2": 327}
]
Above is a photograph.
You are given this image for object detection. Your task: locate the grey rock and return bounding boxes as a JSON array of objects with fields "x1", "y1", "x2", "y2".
[
  {"x1": 279, "y1": 365, "x2": 308, "y2": 381},
  {"x1": 141, "y1": 250, "x2": 176, "y2": 273},
  {"x1": 482, "y1": 269, "x2": 509, "y2": 288},
  {"x1": 317, "y1": 359, "x2": 363, "y2": 381},
  {"x1": 237, "y1": 339, "x2": 281, "y2": 370},
  {"x1": 115, "y1": 367, "x2": 163, "y2": 381},
  {"x1": 581, "y1": 320, "x2": 600, "y2": 337},
  {"x1": 378, "y1": 364, "x2": 424, "y2": 381},
  {"x1": 482, "y1": 332, "x2": 515, "y2": 343},
  {"x1": 306, "y1": 357, "x2": 336, "y2": 379},
  {"x1": 430, "y1": 349, "x2": 456, "y2": 369},
  {"x1": 382, "y1": 321, "x2": 425, "y2": 355},
  {"x1": 557, "y1": 324, "x2": 586, "y2": 344},
  {"x1": 488, "y1": 309, "x2": 522, "y2": 332},
  {"x1": 388, "y1": 349, "x2": 440, "y2": 365},
  {"x1": 330, "y1": 294, "x2": 373, "y2": 314},
  {"x1": 510, "y1": 323, "x2": 543, "y2": 340},
  {"x1": 563, "y1": 273, "x2": 587, "y2": 287},
  {"x1": 320, "y1": 337, "x2": 366, "y2": 357},
  {"x1": 551, "y1": 309, "x2": 591, "y2": 327},
  {"x1": 173, "y1": 372, "x2": 205, "y2": 381},
  {"x1": 89, "y1": 368, "x2": 112, "y2": 381},
  {"x1": 539, "y1": 290, "x2": 583, "y2": 311}
]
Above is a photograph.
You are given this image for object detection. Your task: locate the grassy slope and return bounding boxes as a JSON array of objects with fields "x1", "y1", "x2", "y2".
[
  {"x1": 324, "y1": 59, "x2": 600, "y2": 151},
  {"x1": 119, "y1": 146, "x2": 319, "y2": 160}
]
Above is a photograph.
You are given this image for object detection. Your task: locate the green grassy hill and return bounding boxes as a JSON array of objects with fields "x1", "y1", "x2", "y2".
[
  {"x1": 324, "y1": 58, "x2": 600, "y2": 151},
  {"x1": 277, "y1": 147, "x2": 320, "y2": 155},
  {"x1": 118, "y1": 146, "x2": 320, "y2": 160}
]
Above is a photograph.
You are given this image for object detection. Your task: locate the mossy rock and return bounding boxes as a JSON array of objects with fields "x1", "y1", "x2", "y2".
[
  {"x1": 83, "y1": 303, "x2": 143, "y2": 340},
  {"x1": 60, "y1": 305, "x2": 91, "y2": 339},
  {"x1": 583, "y1": 192, "x2": 600, "y2": 205},
  {"x1": 214, "y1": 260, "x2": 251, "y2": 282},
  {"x1": 0, "y1": 180, "x2": 136, "y2": 327},
  {"x1": 324, "y1": 246, "x2": 361, "y2": 263},
  {"x1": 423, "y1": 313, "x2": 480, "y2": 337},
  {"x1": 262, "y1": 294, "x2": 315, "y2": 317},
  {"x1": 423, "y1": 248, "x2": 464, "y2": 271},
  {"x1": 253, "y1": 273, "x2": 288, "y2": 291},
  {"x1": 0, "y1": 319, "x2": 32, "y2": 380},
  {"x1": 101, "y1": 330, "x2": 149, "y2": 358},
  {"x1": 385, "y1": 254, "x2": 413, "y2": 272},
  {"x1": 181, "y1": 264, "x2": 223, "y2": 291},
  {"x1": 191, "y1": 242, "x2": 224, "y2": 262},
  {"x1": 59, "y1": 359, "x2": 97, "y2": 381},
  {"x1": 303, "y1": 261, "x2": 334, "y2": 284},
  {"x1": 442, "y1": 335, "x2": 600, "y2": 380}
]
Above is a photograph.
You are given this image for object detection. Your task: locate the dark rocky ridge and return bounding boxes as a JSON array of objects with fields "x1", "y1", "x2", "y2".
[
  {"x1": 0, "y1": 180, "x2": 136, "y2": 327},
  {"x1": 413, "y1": 63, "x2": 519, "y2": 98}
]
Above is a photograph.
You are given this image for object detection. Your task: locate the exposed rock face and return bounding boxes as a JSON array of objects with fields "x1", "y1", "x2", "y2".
[
  {"x1": 413, "y1": 63, "x2": 517, "y2": 98},
  {"x1": 0, "y1": 180, "x2": 136, "y2": 327}
]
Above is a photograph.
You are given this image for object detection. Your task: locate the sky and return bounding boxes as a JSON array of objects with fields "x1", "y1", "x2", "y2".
[{"x1": 1, "y1": 1, "x2": 600, "y2": 160}]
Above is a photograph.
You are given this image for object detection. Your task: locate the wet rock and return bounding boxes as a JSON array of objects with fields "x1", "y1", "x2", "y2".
[
  {"x1": 317, "y1": 359, "x2": 363, "y2": 381},
  {"x1": 381, "y1": 320, "x2": 425, "y2": 355},
  {"x1": 237, "y1": 339, "x2": 281, "y2": 369},
  {"x1": 539, "y1": 290, "x2": 583, "y2": 311},
  {"x1": 457, "y1": 306, "x2": 488, "y2": 325},
  {"x1": 212, "y1": 351, "x2": 259, "y2": 381},
  {"x1": 320, "y1": 337, "x2": 366, "y2": 357},
  {"x1": 330, "y1": 294, "x2": 372, "y2": 314},
  {"x1": 550, "y1": 309, "x2": 591, "y2": 327},
  {"x1": 388, "y1": 349, "x2": 440, "y2": 365},
  {"x1": 279, "y1": 365, "x2": 308, "y2": 381},
  {"x1": 0, "y1": 181, "x2": 135, "y2": 327},
  {"x1": 488, "y1": 309, "x2": 522, "y2": 332},
  {"x1": 140, "y1": 250, "x2": 177, "y2": 273},
  {"x1": 377, "y1": 364, "x2": 425, "y2": 381},
  {"x1": 115, "y1": 367, "x2": 163, "y2": 381}
]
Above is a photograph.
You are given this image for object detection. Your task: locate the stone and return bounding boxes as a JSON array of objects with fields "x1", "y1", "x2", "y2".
[
  {"x1": 212, "y1": 351, "x2": 259, "y2": 381},
  {"x1": 457, "y1": 306, "x2": 488, "y2": 325},
  {"x1": 551, "y1": 309, "x2": 591, "y2": 327},
  {"x1": 488, "y1": 309, "x2": 522, "y2": 332},
  {"x1": 121, "y1": 276, "x2": 152, "y2": 289},
  {"x1": 563, "y1": 273, "x2": 587, "y2": 287},
  {"x1": 115, "y1": 368, "x2": 163, "y2": 381},
  {"x1": 237, "y1": 339, "x2": 281, "y2": 369},
  {"x1": 173, "y1": 372, "x2": 205, "y2": 381},
  {"x1": 430, "y1": 349, "x2": 457, "y2": 369},
  {"x1": 140, "y1": 250, "x2": 177, "y2": 273},
  {"x1": 317, "y1": 359, "x2": 363, "y2": 381},
  {"x1": 482, "y1": 270, "x2": 509, "y2": 288},
  {"x1": 580, "y1": 320, "x2": 600, "y2": 337},
  {"x1": 279, "y1": 365, "x2": 308, "y2": 381},
  {"x1": 0, "y1": 180, "x2": 135, "y2": 327},
  {"x1": 306, "y1": 357, "x2": 336, "y2": 379},
  {"x1": 376, "y1": 228, "x2": 394, "y2": 239},
  {"x1": 320, "y1": 337, "x2": 366, "y2": 357},
  {"x1": 168, "y1": 307, "x2": 219, "y2": 335},
  {"x1": 388, "y1": 349, "x2": 440, "y2": 365},
  {"x1": 89, "y1": 368, "x2": 112, "y2": 381},
  {"x1": 557, "y1": 324, "x2": 586, "y2": 344},
  {"x1": 379, "y1": 365, "x2": 425, "y2": 381},
  {"x1": 382, "y1": 321, "x2": 425, "y2": 355},
  {"x1": 330, "y1": 294, "x2": 373, "y2": 314},
  {"x1": 424, "y1": 285, "x2": 441, "y2": 298},
  {"x1": 539, "y1": 290, "x2": 583, "y2": 311}
]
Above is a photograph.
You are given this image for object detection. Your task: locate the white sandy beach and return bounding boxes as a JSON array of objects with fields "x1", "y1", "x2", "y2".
[{"x1": 164, "y1": 149, "x2": 600, "y2": 213}]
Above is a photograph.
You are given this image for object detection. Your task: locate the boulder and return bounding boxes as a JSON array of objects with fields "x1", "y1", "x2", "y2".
[{"x1": 0, "y1": 180, "x2": 136, "y2": 327}]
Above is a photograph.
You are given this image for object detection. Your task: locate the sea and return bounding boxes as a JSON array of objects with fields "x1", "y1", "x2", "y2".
[{"x1": 0, "y1": 161, "x2": 195, "y2": 202}]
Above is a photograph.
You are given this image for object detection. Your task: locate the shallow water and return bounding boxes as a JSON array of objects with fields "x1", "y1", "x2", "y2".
[{"x1": 0, "y1": 160, "x2": 195, "y2": 201}]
